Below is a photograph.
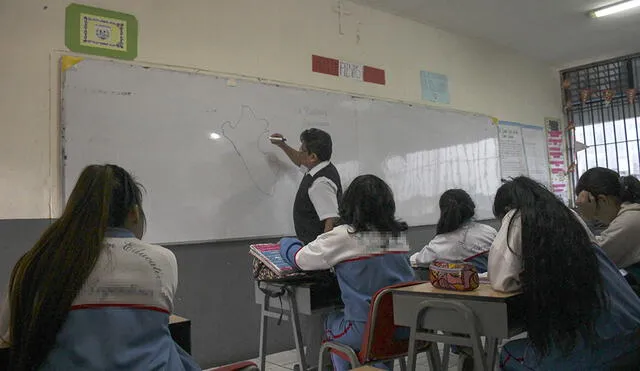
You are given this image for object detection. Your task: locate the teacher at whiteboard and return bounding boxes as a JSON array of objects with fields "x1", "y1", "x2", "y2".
[{"x1": 271, "y1": 128, "x2": 342, "y2": 244}]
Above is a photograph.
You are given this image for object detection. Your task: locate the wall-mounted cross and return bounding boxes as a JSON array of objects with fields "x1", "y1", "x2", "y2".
[{"x1": 333, "y1": 0, "x2": 352, "y2": 35}]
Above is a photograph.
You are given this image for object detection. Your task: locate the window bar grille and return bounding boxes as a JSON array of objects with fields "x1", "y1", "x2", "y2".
[
  {"x1": 562, "y1": 53, "x2": 640, "y2": 194},
  {"x1": 605, "y1": 63, "x2": 619, "y2": 171},
  {"x1": 615, "y1": 61, "x2": 631, "y2": 175},
  {"x1": 586, "y1": 69, "x2": 599, "y2": 167}
]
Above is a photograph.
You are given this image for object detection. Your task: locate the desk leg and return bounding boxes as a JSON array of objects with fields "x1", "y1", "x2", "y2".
[
  {"x1": 303, "y1": 314, "x2": 325, "y2": 371},
  {"x1": 259, "y1": 293, "x2": 269, "y2": 371},
  {"x1": 485, "y1": 337, "x2": 499, "y2": 370},
  {"x1": 287, "y1": 291, "x2": 308, "y2": 371}
]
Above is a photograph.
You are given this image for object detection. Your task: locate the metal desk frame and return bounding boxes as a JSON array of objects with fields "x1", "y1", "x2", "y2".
[
  {"x1": 392, "y1": 283, "x2": 524, "y2": 371},
  {"x1": 256, "y1": 282, "x2": 342, "y2": 371}
]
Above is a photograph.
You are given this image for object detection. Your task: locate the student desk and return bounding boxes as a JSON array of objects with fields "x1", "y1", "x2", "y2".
[
  {"x1": 170, "y1": 314, "x2": 192, "y2": 354},
  {"x1": 351, "y1": 367, "x2": 384, "y2": 371},
  {"x1": 255, "y1": 281, "x2": 343, "y2": 371},
  {"x1": 391, "y1": 283, "x2": 524, "y2": 370}
]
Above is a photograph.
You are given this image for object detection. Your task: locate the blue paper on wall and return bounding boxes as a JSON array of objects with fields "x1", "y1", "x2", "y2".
[{"x1": 421, "y1": 71, "x2": 450, "y2": 104}]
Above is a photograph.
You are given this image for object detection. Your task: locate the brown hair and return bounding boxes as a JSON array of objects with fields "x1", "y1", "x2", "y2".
[{"x1": 7, "y1": 164, "x2": 145, "y2": 370}]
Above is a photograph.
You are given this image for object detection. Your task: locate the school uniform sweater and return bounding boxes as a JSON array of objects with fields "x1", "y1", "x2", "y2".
[
  {"x1": 279, "y1": 225, "x2": 415, "y2": 322},
  {"x1": 0, "y1": 228, "x2": 200, "y2": 371},
  {"x1": 595, "y1": 202, "x2": 640, "y2": 269},
  {"x1": 410, "y1": 221, "x2": 496, "y2": 266}
]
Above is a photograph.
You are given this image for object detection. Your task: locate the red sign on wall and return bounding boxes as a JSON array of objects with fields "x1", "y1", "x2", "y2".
[{"x1": 312, "y1": 55, "x2": 385, "y2": 85}]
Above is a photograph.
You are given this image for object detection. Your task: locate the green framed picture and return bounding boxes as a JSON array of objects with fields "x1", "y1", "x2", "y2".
[{"x1": 65, "y1": 4, "x2": 138, "y2": 60}]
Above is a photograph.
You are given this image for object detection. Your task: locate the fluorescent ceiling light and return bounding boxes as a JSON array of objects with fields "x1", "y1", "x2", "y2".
[{"x1": 591, "y1": 0, "x2": 640, "y2": 17}]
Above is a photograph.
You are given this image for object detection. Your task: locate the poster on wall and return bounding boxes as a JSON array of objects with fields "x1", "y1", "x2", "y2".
[
  {"x1": 498, "y1": 124, "x2": 527, "y2": 179},
  {"x1": 65, "y1": 4, "x2": 138, "y2": 60},
  {"x1": 545, "y1": 117, "x2": 570, "y2": 204},
  {"x1": 420, "y1": 71, "x2": 450, "y2": 104},
  {"x1": 498, "y1": 121, "x2": 550, "y2": 187}
]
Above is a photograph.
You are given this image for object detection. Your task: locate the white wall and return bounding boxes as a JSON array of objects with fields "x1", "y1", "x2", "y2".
[{"x1": 0, "y1": 0, "x2": 562, "y2": 219}]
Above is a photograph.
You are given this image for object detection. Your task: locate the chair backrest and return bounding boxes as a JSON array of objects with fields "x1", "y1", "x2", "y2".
[
  {"x1": 464, "y1": 252, "x2": 488, "y2": 273},
  {"x1": 358, "y1": 281, "x2": 424, "y2": 362},
  {"x1": 213, "y1": 361, "x2": 259, "y2": 371}
]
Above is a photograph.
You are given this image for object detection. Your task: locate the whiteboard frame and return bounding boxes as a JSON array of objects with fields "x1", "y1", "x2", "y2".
[{"x1": 54, "y1": 51, "x2": 503, "y2": 244}]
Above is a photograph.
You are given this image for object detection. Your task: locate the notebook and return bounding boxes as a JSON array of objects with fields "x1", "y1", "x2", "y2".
[{"x1": 250, "y1": 243, "x2": 296, "y2": 276}]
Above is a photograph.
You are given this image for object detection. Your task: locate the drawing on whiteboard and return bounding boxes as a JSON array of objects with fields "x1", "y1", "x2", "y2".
[{"x1": 221, "y1": 105, "x2": 283, "y2": 196}]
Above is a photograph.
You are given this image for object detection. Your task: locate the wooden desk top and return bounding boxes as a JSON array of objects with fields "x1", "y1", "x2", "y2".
[
  {"x1": 169, "y1": 314, "x2": 189, "y2": 324},
  {"x1": 393, "y1": 283, "x2": 521, "y2": 301},
  {"x1": 350, "y1": 367, "x2": 384, "y2": 371}
]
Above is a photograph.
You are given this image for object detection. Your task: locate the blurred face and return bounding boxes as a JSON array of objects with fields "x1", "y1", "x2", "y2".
[{"x1": 299, "y1": 142, "x2": 319, "y2": 169}]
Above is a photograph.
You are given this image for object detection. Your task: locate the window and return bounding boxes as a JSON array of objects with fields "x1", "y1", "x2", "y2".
[{"x1": 563, "y1": 54, "x2": 640, "y2": 191}]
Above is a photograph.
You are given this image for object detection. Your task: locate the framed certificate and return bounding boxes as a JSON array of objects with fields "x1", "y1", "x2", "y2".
[{"x1": 65, "y1": 4, "x2": 138, "y2": 60}]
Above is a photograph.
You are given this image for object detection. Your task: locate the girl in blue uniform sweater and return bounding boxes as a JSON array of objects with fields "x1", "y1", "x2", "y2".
[
  {"x1": 0, "y1": 165, "x2": 199, "y2": 371},
  {"x1": 279, "y1": 175, "x2": 415, "y2": 371},
  {"x1": 489, "y1": 177, "x2": 640, "y2": 370}
]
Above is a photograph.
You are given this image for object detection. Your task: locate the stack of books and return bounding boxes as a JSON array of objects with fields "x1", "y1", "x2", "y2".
[{"x1": 250, "y1": 243, "x2": 296, "y2": 277}]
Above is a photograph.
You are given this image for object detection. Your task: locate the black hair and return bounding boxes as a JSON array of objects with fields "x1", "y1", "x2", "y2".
[
  {"x1": 107, "y1": 164, "x2": 147, "y2": 231},
  {"x1": 436, "y1": 189, "x2": 475, "y2": 235},
  {"x1": 493, "y1": 176, "x2": 606, "y2": 357},
  {"x1": 339, "y1": 175, "x2": 408, "y2": 237},
  {"x1": 7, "y1": 164, "x2": 145, "y2": 371},
  {"x1": 300, "y1": 128, "x2": 332, "y2": 162},
  {"x1": 576, "y1": 167, "x2": 640, "y2": 204}
]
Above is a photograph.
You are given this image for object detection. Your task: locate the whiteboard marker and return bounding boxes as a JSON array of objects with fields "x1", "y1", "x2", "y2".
[{"x1": 269, "y1": 136, "x2": 286, "y2": 142}]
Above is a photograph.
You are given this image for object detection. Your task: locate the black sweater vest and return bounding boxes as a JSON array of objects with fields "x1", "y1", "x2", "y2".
[{"x1": 293, "y1": 163, "x2": 342, "y2": 245}]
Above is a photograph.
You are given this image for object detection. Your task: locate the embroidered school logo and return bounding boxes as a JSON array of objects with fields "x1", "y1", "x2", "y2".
[{"x1": 122, "y1": 242, "x2": 163, "y2": 281}]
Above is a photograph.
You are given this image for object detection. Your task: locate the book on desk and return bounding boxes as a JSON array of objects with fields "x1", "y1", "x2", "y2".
[
  {"x1": 250, "y1": 243, "x2": 339, "y2": 290},
  {"x1": 250, "y1": 244, "x2": 343, "y2": 310},
  {"x1": 250, "y1": 243, "x2": 295, "y2": 276}
]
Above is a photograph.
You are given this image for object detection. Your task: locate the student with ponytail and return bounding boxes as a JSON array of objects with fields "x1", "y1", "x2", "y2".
[
  {"x1": 410, "y1": 189, "x2": 496, "y2": 272},
  {"x1": 490, "y1": 177, "x2": 640, "y2": 369},
  {"x1": 0, "y1": 165, "x2": 199, "y2": 370},
  {"x1": 575, "y1": 167, "x2": 640, "y2": 271}
]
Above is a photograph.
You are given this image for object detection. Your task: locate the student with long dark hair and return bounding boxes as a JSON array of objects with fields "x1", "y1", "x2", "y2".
[
  {"x1": 575, "y1": 167, "x2": 640, "y2": 271},
  {"x1": 410, "y1": 189, "x2": 496, "y2": 271},
  {"x1": 0, "y1": 165, "x2": 199, "y2": 371},
  {"x1": 490, "y1": 177, "x2": 640, "y2": 369},
  {"x1": 279, "y1": 175, "x2": 415, "y2": 371}
]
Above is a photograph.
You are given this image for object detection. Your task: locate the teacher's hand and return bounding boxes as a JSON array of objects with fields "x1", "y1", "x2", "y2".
[{"x1": 269, "y1": 133, "x2": 286, "y2": 147}]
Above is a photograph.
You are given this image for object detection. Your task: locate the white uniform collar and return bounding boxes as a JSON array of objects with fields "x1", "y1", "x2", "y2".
[{"x1": 308, "y1": 161, "x2": 331, "y2": 176}]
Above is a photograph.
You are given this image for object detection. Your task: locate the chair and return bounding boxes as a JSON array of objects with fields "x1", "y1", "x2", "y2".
[
  {"x1": 407, "y1": 300, "x2": 488, "y2": 371},
  {"x1": 318, "y1": 282, "x2": 440, "y2": 371},
  {"x1": 212, "y1": 361, "x2": 259, "y2": 371}
]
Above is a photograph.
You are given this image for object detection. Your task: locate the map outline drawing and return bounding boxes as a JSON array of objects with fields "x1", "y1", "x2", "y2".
[{"x1": 220, "y1": 105, "x2": 284, "y2": 196}]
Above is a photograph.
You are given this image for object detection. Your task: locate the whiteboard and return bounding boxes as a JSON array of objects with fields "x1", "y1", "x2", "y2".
[{"x1": 61, "y1": 58, "x2": 500, "y2": 244}]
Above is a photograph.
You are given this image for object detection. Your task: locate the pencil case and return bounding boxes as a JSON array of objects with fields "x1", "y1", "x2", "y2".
[{"x1": 429, "y1": 260, "x2": 479, "y2": 291}]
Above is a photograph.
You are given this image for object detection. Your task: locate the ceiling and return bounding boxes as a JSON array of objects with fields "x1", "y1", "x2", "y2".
[{"x1": 349, "y1": 0, "x2": 640, "y2": 69}]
